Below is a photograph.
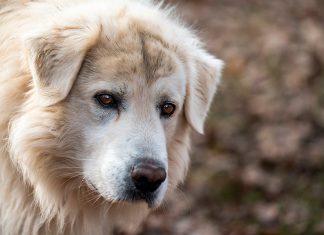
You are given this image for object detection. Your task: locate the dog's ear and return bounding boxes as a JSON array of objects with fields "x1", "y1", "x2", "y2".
[
  {"x1": 185, "y1": 52, "x2": 224, "y2": 134},
  {"x1": 26, "y1": 23, "x2": 100, "y2": 106}
]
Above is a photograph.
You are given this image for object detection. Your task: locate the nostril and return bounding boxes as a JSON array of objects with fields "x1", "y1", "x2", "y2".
[{"x1": 131, "y1": 163, "x2": 166, "y2": 193}]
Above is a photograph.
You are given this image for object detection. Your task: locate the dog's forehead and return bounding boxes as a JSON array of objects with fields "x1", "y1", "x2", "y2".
[{"x1": 86, "y1": 31, "x2": 177, "y2": 84}]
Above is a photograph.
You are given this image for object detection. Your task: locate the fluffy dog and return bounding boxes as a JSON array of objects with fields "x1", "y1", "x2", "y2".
[{"x1": 0, "y1": 0, "x2": 223, "y2": 234}]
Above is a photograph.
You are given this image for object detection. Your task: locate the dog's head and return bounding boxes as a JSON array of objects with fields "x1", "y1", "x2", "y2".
[{"x1": 14, "y1": 2, "x2": 223, "y2": 209}]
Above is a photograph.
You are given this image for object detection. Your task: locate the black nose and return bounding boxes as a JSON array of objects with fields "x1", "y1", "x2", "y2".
[{"x1": 131, "y1": 162, "x2": 166, "y2": 194}]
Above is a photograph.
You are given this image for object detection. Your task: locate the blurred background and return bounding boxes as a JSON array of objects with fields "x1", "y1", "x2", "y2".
[{"x1": 138, "y1": 0, "x2": 324, "y2": 234}]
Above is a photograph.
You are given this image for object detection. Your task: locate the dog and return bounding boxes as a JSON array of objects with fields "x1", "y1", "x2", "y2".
[{"x1": 0, "y1": 0, "x2": 223, "y2": 234}]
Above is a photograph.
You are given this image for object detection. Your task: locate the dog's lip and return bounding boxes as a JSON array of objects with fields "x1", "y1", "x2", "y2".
[
  {"x1": 105, "y1": 195, "x2": 159, "y2": 208},
  {"x1": 85, "y1": 181, "x2": 161, "y2": 207},
  {"x1": 109, "y1": 197, "x2": 159, "y2": 209},
  {"x1": 120, "y1": 188, "x2": 160, "y2": 207}
]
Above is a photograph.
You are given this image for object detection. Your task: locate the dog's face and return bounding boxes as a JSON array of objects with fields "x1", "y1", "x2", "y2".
[
  {"x1": 66, "y1": 33, "x2": 187, "y2": 206},
  {"x1": 20, "y1": 3, "x2": 223, "y2": 209}
]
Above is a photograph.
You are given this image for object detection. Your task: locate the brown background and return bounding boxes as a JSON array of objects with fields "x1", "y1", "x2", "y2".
[{"x1": 138, "y1": 1, "x2": 324, "y2": 234}]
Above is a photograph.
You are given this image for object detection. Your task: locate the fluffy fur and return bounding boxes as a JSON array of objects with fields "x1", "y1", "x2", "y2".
[{"x1": 0, "y1": 0, "x2": 223, "y2": 234}]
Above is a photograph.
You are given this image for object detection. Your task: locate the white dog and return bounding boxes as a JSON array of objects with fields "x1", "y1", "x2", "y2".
[{"x1": 0, "y1": 0, "x2": 223, "y2": 234}]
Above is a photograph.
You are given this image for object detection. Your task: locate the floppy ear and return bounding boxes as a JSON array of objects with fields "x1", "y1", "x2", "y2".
[
  {"x1": 185, "y1": 52, "x2": 224, "y2": 134},
  {"x1": 26, "y1": 23, "x2": 100, "y2": 106}
]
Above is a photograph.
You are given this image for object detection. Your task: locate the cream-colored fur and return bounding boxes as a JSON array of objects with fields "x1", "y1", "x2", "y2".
[{"x1": 0, "y1": 0, "x2": 223, "y2": 234}]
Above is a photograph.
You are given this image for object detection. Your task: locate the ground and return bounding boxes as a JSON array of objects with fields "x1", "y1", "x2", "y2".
[{"x1": 138, "y1": 0, "x2": 324, "y2": 234}]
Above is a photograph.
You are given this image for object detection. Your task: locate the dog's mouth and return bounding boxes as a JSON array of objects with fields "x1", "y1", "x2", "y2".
[
  {"x1": 122, "y1": 188, "x2": 161, "y2": 208},
  {"x1": 85, "y1": 181, "x2": 162, "y2": 208}
]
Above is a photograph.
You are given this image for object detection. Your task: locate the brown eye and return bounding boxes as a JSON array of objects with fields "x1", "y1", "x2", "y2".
[
  {"x1": 95, "y1": 94, "x2": 116, "y2": 108},
  {"x1": 161, "y1": 102, "x2": 176, "y2": 117}
]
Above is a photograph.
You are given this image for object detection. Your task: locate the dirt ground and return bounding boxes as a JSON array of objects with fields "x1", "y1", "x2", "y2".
[{"x1": 136, "y1": 0, "x2": 324, "y2": 234}]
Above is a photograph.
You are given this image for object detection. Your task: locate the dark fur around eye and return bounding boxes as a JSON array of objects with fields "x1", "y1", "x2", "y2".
[{"x1": 94, "y1": 93, "x2": 119, "y2": 109}]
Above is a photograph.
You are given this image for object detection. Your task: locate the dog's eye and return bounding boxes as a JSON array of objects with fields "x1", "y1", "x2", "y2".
[
  {"x1": 95, "y1": 94, "x2": 116, "y2": 108},
  {"x1": 160, "y1": 102, "x2": 176, "y2": 117}
]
